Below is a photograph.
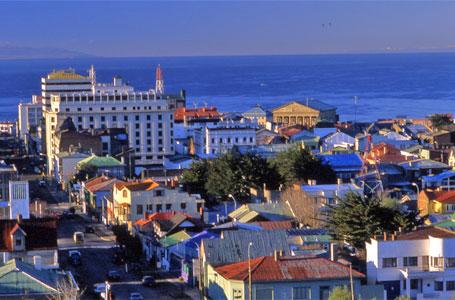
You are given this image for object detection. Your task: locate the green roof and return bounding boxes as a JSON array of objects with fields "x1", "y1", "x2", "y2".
[
  {"x1": 77, "y1": 154, "x2": 124, "y2": 168},
  {"x1": 160, "y1": 230, "x2": 191, "y2": 248},
  {"x1": 434, "y1": 219, "x2": 455, "y2": 229},
  {"x1": 0, "y1": 259, "x2": 70, "y2": 296}
]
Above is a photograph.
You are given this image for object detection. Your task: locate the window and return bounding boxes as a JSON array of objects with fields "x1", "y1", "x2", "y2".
[
  {"x1": 158, "y1": 131, "x2": 162, "y2": 137},
  {"x1": 89, "y1": 116, "x2": 94, "y2": 122},
  {"x1": 136, "y1": 132, "x2": 140, "y2": 137},
  {"x1": 435, "y1": 281, "x2": 443, "y2": 291},
  {"x1": 256, "y1": 288, "x2": 273, "y2": 300},
  {"x1": 78, "y1": 116, "x2": 82, "y2": 122},
  {"x1": 158, "y1": 139, "x2": 163, "y2": 145},
  {"x1": 447, "y1": 257, "x2": 455, "y2": 268},
  {"x1": 447, "y1": 281, "x2": 455, "y2": 291},
  {"x1": 155, "y1": 190, "x2": 163, "y2": 197},
  {"x1": 146, "y1": 204, "x2": 153, "y2": 211},
  {"x1": 124, "y1": 116, "x2": 128, "y2": 121},
  {"x1": 101, "y1": 107, "x2": 104, "y2": 111},
  {"x1": 211, "y1": 138, "x2": 215, "y2": 144},
  {"x1": 227, "y1": 138, "x2": 231, "y2": 143},
  {"x1": 233, "y1": 289, "x2": 242, "y2": 299},
  {"x1": 112, "y1": 116, "x2": 117, "y2": 122},
  {"x1": 147, "y1": 123, "x2": 151, "y2": 129},
  {"x1": 147, "y1": 115, "x2": 151, "y2": 121},
  {"x1": 433, "y1": 257, "x2": 444, "y2": 268},
  {"x1": 156, "y1": 204, "x2": 162, "y2": 212},
  {"x1": 136, "y1": 123, "x2": 140, "y2": 129},
  {"x1": 77, "y1": 107, "x2": 82, "y2": 112},
  {"x1": 180, "y1": 203, "x2": 186, "y2": 210},
  {"x1": 15, "y1": 237, "x2": 22, "y2": 246},
  {"x1": 147, "y1": 139, "x2": 151, "y2": 145},
  {"x1": 243, "y1": 137, "x2": 247, "y2": 142},
  {"x1": 101, "y1": 116, "x2": 105, "y2": 122},
  {"x1": 250, "y1": 137, "x2": 253, "y2": 143},
  {"x1": 137, "y1": 205, "x2": 143, "y2": 215},
  {"x1": 158, "y1": 123, "x2": 163, "y2": 129},
  {"x1": 382, "y1": 257, "x2": 397, "y2": 268},
  {"x1": 410, "y1": 279, "x2": 418, "y2": 290},
  {"x1": 135, "y1": 115, "x2": 139, "y2": 121},
  {"x1": 166, "y1": 204, "x2": 172, "y2": 210},
  {"x1": 123, "y1": 190, "x2": 127, "y2": 197},
  {"x1": 158, "y1": 114, "x2": 162, "y2": 120},
  {"x1": 293, "y1": 287, "x2": 311, "y2": 300},
  {"x1": 112, "y1": 107, "x2": 116, "y2": 111},
  {"x1": 403, "y1": 256, "x2": 418, "y2": 267}
]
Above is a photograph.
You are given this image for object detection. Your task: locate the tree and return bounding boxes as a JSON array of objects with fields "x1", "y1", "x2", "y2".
[
  {"x1": 47, "y1": 278, "x2": 83, "y2": 300},
  {"x1": 270, "y1": 145, "x2": 336, "y2": 187},
  {"x1": 429, "y1": 113, "x2": 452, "y2": 130},
  {"x1": 394, "y1": 296, "x2": 410, "y2": 300},
  {"x1": 325, "y1": 192, "x2": 425, "y2": 249},
  {"x1": 181, "y1": 159, "x2": 210, "y2": 196},
  {"x1": 328, "y1": 286, "x2": 351, "y2": 300},
  {"x1": 73, "y1": 164, "x2": 97, "y2": 182}
]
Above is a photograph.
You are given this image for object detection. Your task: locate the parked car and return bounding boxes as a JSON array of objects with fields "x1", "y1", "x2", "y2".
[
  {"x1": 73, "y1": 231, "x2": 84, "y2": 244},
  {"x1": 107, "y1": 270, "x2": 121, "y2": 281},
  {"x1": 85, "y1": 225, "x2": 95, "y2": 233},
  {"x1": 141, "y1": 275, "x2": 155, "y2": 287},
  {"x1": 129, "y1": 292, "x2": 144, "y2": 300},
  {"x1": 93, "y1": 283, "x2": 106, "y2": 294}
]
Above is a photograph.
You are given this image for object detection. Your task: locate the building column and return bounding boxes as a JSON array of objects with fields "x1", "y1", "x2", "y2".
[{"x1": 406, "y1": 277, "x2": 411, "y2": 298}]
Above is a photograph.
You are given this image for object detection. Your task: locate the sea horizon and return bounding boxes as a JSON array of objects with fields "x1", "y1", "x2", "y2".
[{"x1": 2, "y1": 51, "x2": 455, "y2": 122}]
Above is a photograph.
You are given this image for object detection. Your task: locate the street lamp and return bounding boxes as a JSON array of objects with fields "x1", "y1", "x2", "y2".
[
  {"x1": 248, "y1": 242, "x2": 253, "y2": 300},
  {"x1": 411, "y1": 182, "x2": 420, "y2": 199},
  {"x1": 228, "y1": 194, "x2": 238, "y2": 211}
]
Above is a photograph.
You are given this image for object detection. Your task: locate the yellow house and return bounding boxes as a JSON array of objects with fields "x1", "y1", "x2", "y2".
[
  {"x1": 272, "y1": 100, "x2": 337, "y2": 128},
  {"x1": 418, "y1": 190, "x2": 455, "y2": 217},
  {"x1": 112, "y1": 179, "x2": 204, "y2": 229}
]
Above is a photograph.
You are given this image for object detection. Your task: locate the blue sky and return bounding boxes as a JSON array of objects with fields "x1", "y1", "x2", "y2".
[{"x1": 1, "y1": 1, "x2": 455, "y2": 57}]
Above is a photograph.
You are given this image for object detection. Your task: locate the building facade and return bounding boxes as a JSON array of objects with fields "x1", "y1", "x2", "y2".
[
  {"x1": 366, "y1": 227, "x2": 455, "y2": 299},
  {"x1": 272, "y1": 100, "x2": 338, "y2": 128},
  {"x1": 44, "y1": 74, "x2": 178, "y2": 175}
]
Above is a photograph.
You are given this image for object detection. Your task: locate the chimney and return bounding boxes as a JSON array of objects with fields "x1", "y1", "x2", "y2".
[
  {"x1": 33, "y1": 256, "x2": 42, "y2": 270},
  {"x1": 383, "y1": 232, "x2": 387, "y2": 241},
  {"x1": 329, "y1": 242, "x2": 338, "y2": 262},
  {"x1": 337, "y1": 178, "x2": 342, "y2": 185},
  {"x1": 391, "y1": 233, "x2": 396, "y2": 241},
  {"x1": 16, "y1": 214, "x2": 22, "y2": 224},
  {"x1": 274, "y1": 250, "x2": 279, "y2": 261}
]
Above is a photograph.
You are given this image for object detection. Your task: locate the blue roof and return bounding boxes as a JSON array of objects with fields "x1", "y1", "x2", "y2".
[
  {"x1": 183, "y1": 230, "x2": 220, "y2": 250},
  {"x1": 318, "y1": 153, "x2": 363, "y2": 168},
  {"x1": 422, "y1": 171, "x2": 455, "y2": 183},
  {"x1": 296, "y1": 99, "x2": 336, "y2": 111},
  {"x1": 399, "y1": 159, "x2": 450, "y2": 170},
  {"x1": 302, "y1": 183, "x2": 361, "y2": 193}
]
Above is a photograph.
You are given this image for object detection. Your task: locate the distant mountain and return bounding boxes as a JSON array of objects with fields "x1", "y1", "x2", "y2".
[{"x1": 0, "y1": 45, "x2": 95, "y2": 60}]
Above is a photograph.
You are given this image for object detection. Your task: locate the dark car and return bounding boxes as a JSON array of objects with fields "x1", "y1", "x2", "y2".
[
  {"x1": 85, "y1": 225, "x2": 95, "y2": 233},
  {"x1": 141, "y1": 276, "x2": 155, "y2": 287},
  {"x1": 70, "y1": 255, "x2": 82, "y2": 266},
  {"x1": 112, "y1": 254, "x2": 125, "y2": 265},
  {"x1": 107, "y1": 270, "x2": 121, "y2": 281}
]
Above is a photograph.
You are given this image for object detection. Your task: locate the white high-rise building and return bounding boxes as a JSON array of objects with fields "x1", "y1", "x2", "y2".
[{"x1": 44, "y1": 72, "x2": 177, "y2": 175}]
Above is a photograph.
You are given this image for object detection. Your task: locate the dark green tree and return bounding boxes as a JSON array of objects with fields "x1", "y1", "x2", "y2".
[
  {"x1": 73, "y1": 164, "x2": 97, "y2": 182},
  {"x1": 429, "y1": 113, "x2": 452, "y2": 130},
  {"x1": 269, "y1": 145, "x2": 337, "y2": 187},
  {"x1": 181, "y1": 159, "x2": 210, "y2": 197},
  {"x1": 325, "y1": 192, "x2": 425, "y2": 249}
]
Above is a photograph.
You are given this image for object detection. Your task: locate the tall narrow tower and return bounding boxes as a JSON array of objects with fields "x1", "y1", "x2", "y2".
[{"x1": 155, "y1": 64, "x2": 164, "y2": 95}]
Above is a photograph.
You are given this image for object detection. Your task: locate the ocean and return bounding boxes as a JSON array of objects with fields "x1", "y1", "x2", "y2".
[{"x1": 1, "y1": 53, "x2": 455, "y2": 122}]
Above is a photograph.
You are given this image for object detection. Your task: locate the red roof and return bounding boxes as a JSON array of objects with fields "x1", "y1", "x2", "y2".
[
  {"x1": 174, "y1": 107, "x2": 220, "y2": 122},
  {"x1": 0, "y1": 218, "x2": 57, "y2": 251},
  {"x1": 85, "y1": 176, "x2": 124, "y2": 193},
  {"x1": 426, "y1": 190, "x2": 455, "y2": 204},
  {"x1": 135, "y1": 211, "x2": 190, "y2": 226},
  {"x1": 215, "y1": 256, "x2": 364, "y2": 282},
  {"x1": 394, "y1": 226, "x2": 455, "y2": 241}
]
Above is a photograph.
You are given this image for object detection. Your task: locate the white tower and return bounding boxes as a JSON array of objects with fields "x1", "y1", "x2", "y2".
[
  {"x1": 155, "y1": 65, "x2": 164, "y2": 95},
  {"x1": 89, "y1": 65, "x2": 96, "y2": 86}
]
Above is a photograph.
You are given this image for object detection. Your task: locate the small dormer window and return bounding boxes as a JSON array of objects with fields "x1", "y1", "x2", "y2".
[{"x1": 16, "y1": 237, "x2": 22, "y2": 246}]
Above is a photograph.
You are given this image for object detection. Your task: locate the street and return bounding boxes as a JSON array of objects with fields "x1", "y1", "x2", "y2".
[{"x1": 57, "y1": 215, "x2": 198, "y2": 299}]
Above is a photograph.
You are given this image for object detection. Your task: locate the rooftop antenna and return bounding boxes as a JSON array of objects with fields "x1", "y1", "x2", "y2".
[
  {"x1": 89, "y1": 65, "x2": 96, "y2": 86},
  {"x1": 155, "y1": 64, "x2": 164, "y2": 95}
]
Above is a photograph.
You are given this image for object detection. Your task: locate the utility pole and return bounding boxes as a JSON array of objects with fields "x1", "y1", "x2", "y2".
[
  {"x1": 349, "y1": 263, "x2": 354, "y2": 300},
  {"x1": 248, "y1": 242, "x2": 253, "y2": 300},
  {"x1": 354, "y1": 96, "x2": 358, "y2": 125}
]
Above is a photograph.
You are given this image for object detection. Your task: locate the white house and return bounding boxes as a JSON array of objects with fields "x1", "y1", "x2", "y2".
[
  {"x1": 8, "y1": 181, "x2": 30, "y2": 220},
  {"x1": 366, "y1": 227, "x2": 455, "y2": 300}
]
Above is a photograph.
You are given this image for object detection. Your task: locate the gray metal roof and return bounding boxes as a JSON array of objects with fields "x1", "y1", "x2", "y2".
[{"x1": 202, "y1": 229, "x2": 290, "y2": 266}]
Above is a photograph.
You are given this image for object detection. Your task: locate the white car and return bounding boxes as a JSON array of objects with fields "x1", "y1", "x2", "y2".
[
  {"x1": 93, "y1": 283, "x2": 106, "y2": 294},
  {"x1": 129, "y1": 292, "x2": 144, "y2": 300}
]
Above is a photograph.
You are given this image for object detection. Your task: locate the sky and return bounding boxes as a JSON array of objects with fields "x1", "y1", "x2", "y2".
[{"x1": 1, "y1": 1, "x2": 455, "y2": 57}]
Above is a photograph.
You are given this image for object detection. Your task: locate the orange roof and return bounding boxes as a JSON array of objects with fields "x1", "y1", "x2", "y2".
[
  {"x1": 115, "y1": 179, "x2": 159, "y2": 192},
  {"x1": 251, "y1": 221, "x2": 294, "y2": 230},
  {"x1": 215, "y1": 256, "x2": 364, "y2": 282},
  {"x1": 174, "y1": 107, "x2": 220, "y2": 122},
  {"x1": 394, "y1": 226, "x2": 455, "y2": 240},
  {"x1": 366, "y1": 142, "x2": 407, "y2": 164}
]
